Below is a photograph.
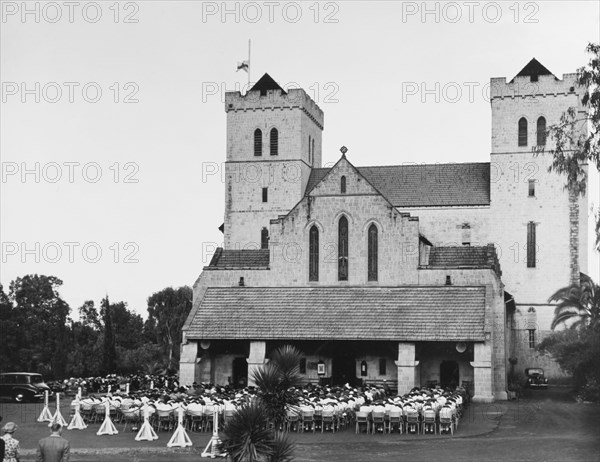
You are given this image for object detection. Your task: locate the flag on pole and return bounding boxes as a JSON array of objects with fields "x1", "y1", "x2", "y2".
[{"x1": 237, "y1": 60, "x2": 249, "y2": 73}]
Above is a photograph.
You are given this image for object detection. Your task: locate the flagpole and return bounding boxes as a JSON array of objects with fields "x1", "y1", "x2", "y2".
[{"x1": 248, "y1": 39, "x2": 251, "y2": 86}]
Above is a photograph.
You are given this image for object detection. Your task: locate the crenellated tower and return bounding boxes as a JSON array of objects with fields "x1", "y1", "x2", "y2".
[{"x1": 223, "y1": 73, "x2": 324, "y2": 250}]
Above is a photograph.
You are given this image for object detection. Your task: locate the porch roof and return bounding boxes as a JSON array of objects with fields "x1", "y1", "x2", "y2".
[{"x1": 186, "y1": 286, "x2": 486, "y2": 342}]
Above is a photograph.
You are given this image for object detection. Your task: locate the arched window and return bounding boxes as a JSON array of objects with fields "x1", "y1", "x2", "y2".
[
  {"x1": 368, "y1": 223, "x2": 378, "y2": 281},
  {"x1": 338, "y1": 216, "x2": 349, "y2": 281},
  {"x1": 261, "y1": 228, "x2": 269, "y2": 249},
  {"x1": 254, "y1": 129, "x2": 262, "y2": 156},
  {"x1": 270, "y1": 128, "x2": 278, "y2": 155},
  {"x1": 341, "y1": 176, "x2": 347, "y2": 194},
  {"x1": 309, "y1": 225, "x2": 319, "y2": 281},
  {"x1": 536, "y1": 117, "x2": 546, "y2": 146},
  {"x1": 518, "y1": 117, "x2": 528, "y2": 147}
]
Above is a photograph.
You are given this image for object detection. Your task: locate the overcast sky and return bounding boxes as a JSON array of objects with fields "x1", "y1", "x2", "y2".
[{"x1": 1, "y1": 1, "x2": 599, "y2": 318}]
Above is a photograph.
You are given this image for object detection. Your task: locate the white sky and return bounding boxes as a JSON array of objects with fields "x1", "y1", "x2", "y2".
[{"x1": 1, "y1": 1, "x2": 599, "y2": 318}]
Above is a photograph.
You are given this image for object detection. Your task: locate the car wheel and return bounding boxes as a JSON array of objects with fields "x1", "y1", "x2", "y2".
[{"x1": 13, "y1": 392, "x2": 27, "y2": 403}]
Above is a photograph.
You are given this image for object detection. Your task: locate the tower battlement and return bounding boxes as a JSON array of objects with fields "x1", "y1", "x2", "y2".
[
  {"x1": 225, "y1": 88, "x2": 324, "y2": 130},
  {"x1": 490, "y1": 73, "x2": 583, "y2": 101}
]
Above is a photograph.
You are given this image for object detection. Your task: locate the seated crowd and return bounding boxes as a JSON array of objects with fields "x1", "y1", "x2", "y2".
[{"x1": 69, "y1": 380, "x2": 469, "y2": 436}]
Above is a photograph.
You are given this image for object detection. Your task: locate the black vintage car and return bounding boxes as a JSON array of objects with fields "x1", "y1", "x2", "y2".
[
  {"x1": 525, "y1": 368, "x2": 549, "y2": 389},
  {"x1": 0, "y1": 372, "x2": 52, "y2": 402}
]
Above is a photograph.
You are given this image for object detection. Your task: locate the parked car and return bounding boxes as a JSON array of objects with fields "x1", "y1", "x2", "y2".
[
  {"x1": 0, "y1": 372, "x2": 52, "y2": 402},
  {"x1": 524, "y1": 368, "x2": 549, "y2": 389}
]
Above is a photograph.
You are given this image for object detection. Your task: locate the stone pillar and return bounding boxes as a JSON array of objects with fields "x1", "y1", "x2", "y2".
[
  {"x1": 247, "y1": 341, "x2": 266, "y2": 387},
  {"x1": 395, "y1": 342, "x2": 419, "y2": 396},
  {"x1": 470, "y1": 342, "x2": 494, "y2": 402},
  {"x1": 179, "y1": 341, "x2": 198, "y2": 386}
]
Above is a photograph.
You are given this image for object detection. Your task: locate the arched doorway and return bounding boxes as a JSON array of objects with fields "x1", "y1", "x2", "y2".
[{"x1": 440, "y1": 360, "x2": 459, "y2": 388}]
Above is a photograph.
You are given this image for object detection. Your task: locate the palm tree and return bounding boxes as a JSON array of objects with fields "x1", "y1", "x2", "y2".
[
  {"x1": 253, "y1": 345, "x2": 302, "y2": 429},
  {"x1": 550, "y1": 273, "x2": 600, "y2": 330},
  {"x1": 220, "y1": 345, "x2": 301, "y2": 462}
]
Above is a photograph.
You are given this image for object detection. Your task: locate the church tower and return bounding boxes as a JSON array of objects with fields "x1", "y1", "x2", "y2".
[
  {"x1": 223, "y1": 74, "x2": 324, "y2": 250},
  {"x1": 489, "y1": 59, "x2": 588, "y2": 356}
]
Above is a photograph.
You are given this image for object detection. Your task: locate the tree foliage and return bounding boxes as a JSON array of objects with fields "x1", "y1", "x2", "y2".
[
  {"x1": 549, "y1": 273, "x2": 600, "y2": 330},
  {"x1": 146, "y1": 286, "x2": 192, "y2": 369},
  {"x1": 545, "y1": 42, "x2": 600, "y2": 249}
]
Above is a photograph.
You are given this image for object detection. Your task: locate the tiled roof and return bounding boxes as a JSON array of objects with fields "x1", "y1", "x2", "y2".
[
  {"x1": 429, "y1": 246, "x2": 489, "y2": 267},
  {"x1": 186, "y1": 286, "x2": 486, "y2": 341},
  {"x1": 207, "y1": 248, "x2": 270, "y2": 269},
  {"x1": 305, "y1": 163, "x2": 490, "y2": 207}
]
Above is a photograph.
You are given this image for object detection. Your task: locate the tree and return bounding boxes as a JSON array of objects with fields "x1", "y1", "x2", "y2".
[
  {"x1": 101, "y1": 296, "x2": 117, "y2": 374},
  {"x1": 549, "y1": 273, "x2": 600, "y2": 330},
  {"x1": 0, "y1": 284, "x2": 18, "y2": 372},
  {"x1": 220, "y1": 401, "x2": 295, "y2": 462},
  {"x1": 8, "y1": 275, "x2": 70, "y2": 378},
  {"x1": 252, "y1": 345, "x2": 302, "y2": 430},
  {"x1": 544, "y1": 42, "x2": 600, "y2": 250},
  {"x1": 146, "y1": 286, "x2": 192, "y2": 369}
]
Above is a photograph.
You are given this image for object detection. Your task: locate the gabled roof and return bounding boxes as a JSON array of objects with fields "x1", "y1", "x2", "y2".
[
  {"x1": 207, "y1": 248, "x2": 270, "y2": 269},
  {"x1": 306, "y1": 162, "x2": 490, "y2": 207},
  {"x1": 512, "y1": 58, "x2": 556, "y2": 82},
  {"x1": 186, "y1": 286, "x2": 486, "y2": 341},
  {"x1": 250, "y1": 73, "x2": 286, "y2": 95}
]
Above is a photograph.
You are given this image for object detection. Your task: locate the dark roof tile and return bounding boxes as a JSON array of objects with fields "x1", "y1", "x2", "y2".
[{"x1": 207, "y1": 248, "x2": 270, "y2": 269}]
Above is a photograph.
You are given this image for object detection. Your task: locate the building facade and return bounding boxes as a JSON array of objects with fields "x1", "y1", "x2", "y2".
[{"x1": 180, "y1": 60, "x2": 588, "y2": 401}]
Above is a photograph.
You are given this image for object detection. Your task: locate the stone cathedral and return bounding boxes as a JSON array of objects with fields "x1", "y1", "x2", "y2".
[{"x1": 180, "y1": 59, "x2": 588, "y2": 402}]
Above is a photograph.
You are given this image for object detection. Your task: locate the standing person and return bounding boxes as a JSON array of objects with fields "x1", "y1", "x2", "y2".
[
  {"x1": 0, "y1": 416, "x2": 5, "y2": 462},
  {"x1": 36, "y1": 424, "x2": 69, "y2": 462},
  {"x1": 1, "y1": 422, "x2": 20, "y2": 462}
]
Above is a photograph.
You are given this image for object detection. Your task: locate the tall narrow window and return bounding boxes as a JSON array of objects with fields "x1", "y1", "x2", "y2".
[
  {"x1": 262, "y1": 187, "x2": 268, "y2": 203},
  {"x1": 528, "y1": 329, "x2": 536, "y2": 348},
  {"x1": 518, "y1": 117, "x2": 528, "y2": 147},
  {"x1": 299, "y1": 358, "x2": 307, "y2": 374},
  {"x1": 368, "y1": 223, "x2": 378, "y2": 281},
  {"x1": 254, "y1": 129, "x2": 262, "y2": 156},
  {"x1": 308, "y1": 135, "x2": 311, "y2": 156},
  {"x1": 312, "y1": 138, "x2": 315, "y2": 161},
  {"x1": 341, "y1": 176, "x2": 346, "y2": 194},
  {"x1": 270, "y1": 128, "x2": 278, "y2": 155},
  {"x1": 309, "y1": 225, "x2": 319, "y2": 281},
  {"x1": 527, "y1": 221, "x2": 536, "y2": 268},
  {"x1": 528, "y1": 180, "x2": 535, "y2": 197},
  {"x1": 261, "y1": 228, "x2": 269, "y2": 249},
  {"x1": 536, "y1": 116, "x2": 546, "y2": 146},
  {"x1": 338, "y1": 216, "x2": 349, "y2": 281},
  {"x1": 461, "y1": 223, "x2": 471, "y2": 246}
]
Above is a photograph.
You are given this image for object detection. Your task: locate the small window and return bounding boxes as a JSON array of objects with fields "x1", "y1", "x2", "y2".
[
  {"x1": 461, "y1": 223, "x2": 471, "y2": 246},
  {"x1": 536, "y1": 117, "x2": 546, "y2": 146},
  {"x1": 518, "y1": 117, "x2": 528, "y2": 147},
  {"x1": 379, "y1": 358, "x2": 386, "y2": 375},
  {"x1": 528, "y1": 329, "x2": 536, "y2": 348},
  {"x1": 528, "y1": 180, "x2": 535, "y2": 197},
  {"x1": 299, "y1": 358, "x2": 307, "y2": 374},
  {"x1": 530, "y1": 74, "x2": 538, "y2": 82},
  {"x1": 341, "y1": 176, "x2": 346, "y2": 194},
  {"x1": 254, "y1": 129, "x2": 262, "y2": 156},
  {"x1": 270, "y1": 128, "x2": 278, "y2": 155},
  {"x1": 262, "y1": 187, "x2": 268, "y2": 203},
  {"x1": 528, "y1": 307, "x2": 536, "y2": 313},
  {"x1": 527, "y1": 221, "x2": 536, "y2": 268},
  {"x1": 261, "y1": 228, "x2": 269, "y2": 249}
]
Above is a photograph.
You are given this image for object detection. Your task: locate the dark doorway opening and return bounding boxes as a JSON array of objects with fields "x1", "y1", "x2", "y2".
[
  {"x1": 232, "y1": 357, "x2": 248, "y2": 388},
  {"x1": 331, "y1": 345, "x2": 356, "y2": 386},
  {"x1": 440, "y1": 360, "x2": 459, "y2": 388}
]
